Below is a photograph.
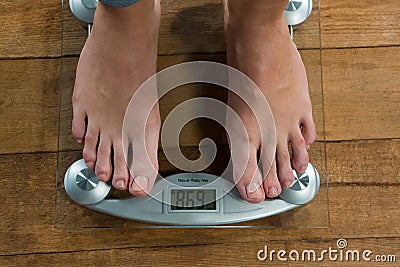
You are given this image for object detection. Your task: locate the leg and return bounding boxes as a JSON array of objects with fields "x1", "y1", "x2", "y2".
[
  {"x1": 224, "y1": 0, "x2": 317, "y2": 203},
  {"x1": 72, "y1": 0, "x2": 161, "y2": 196}
]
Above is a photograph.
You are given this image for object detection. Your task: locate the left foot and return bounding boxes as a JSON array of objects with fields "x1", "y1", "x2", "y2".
[
  {"x1": 71, "y1": 1, "x2": 161, "y2": 196},
  {"x1": 224, "y1": 0, "x2": 317, "y2": 203}
]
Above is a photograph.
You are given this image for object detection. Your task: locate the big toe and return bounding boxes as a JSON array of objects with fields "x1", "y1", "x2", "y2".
[
  {"x1": 129, "y1": 175, "x2": 153, "y2": 197},
  {"x1": 233, "y1": 146, "x2": 265, "y2": 203},
  {"x1": 129, "y1": 159, "x2": 159, "y2": 197},
  {"x1": 128, "y1": 123, "x2": 160, "y2": 197}
]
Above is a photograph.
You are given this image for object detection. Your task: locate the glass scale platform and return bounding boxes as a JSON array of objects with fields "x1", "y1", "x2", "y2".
[{"x1": 56, "y1": 0, "x2": 329, "y2": 228}]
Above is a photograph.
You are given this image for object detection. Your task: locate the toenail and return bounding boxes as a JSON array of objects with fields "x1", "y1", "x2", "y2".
[
  {"x1": 98, "y1": 174, "x2": 107, "y2": 181},
  {"x1": 246, "y1": 182, "x2": 263, "y2": 199},
  {"x1": 131, "y1": 176, "x2": 149, "y2": 192},
  {"x1": 301, "y1": 165, "x2": 308, "y2": 172},
  {"x1": 269, "y1": 187, "x2": 278, "y2": 197},
  {"x1": 283, "y1": 181, "x2": 293, "y2": 189},
  {"x1": 115, "y1": 180, "x2": 125, "y2": 189},
  {"x1": 76, "y1": 138, "x2": 83, "y2": 144}
]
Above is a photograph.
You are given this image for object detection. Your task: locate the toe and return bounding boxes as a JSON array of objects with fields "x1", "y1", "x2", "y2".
[
  {"x1": 129, "y1": 121, "x2": 160, "y2": 197},
  {"x1": 301, "y1": 116, "x2": 317, "y2": 149},
  {"x1": 262, "y1": 159, "x2": 282, "y2": 198},
  {"x1": 82, "y1": 124, "x2": 99, "y2": 169},
  {"x1": 234, "y1": 146, "x2": 265, "y2": 203},
  {"x1": 95, "y1": 134, "x2": 112, "y2": 182},
  {"x1": 276, "y1": 140, "x2": 295, "y2": 189},
  {"x1": 71, "y1": 109, "x2": 86, "y2": 144},
  {"x1": 129, "y1": 175, "x2": 152, "y2": 197},
  {"x1": 259, "y1": 141, "x2": 280, "y2": 198},
  {"x1": 112, "y1": 139, "x2": 129, "y2": 190},
  {"x1": 290, "y1": 128, "x2": 309, "y2": 173}
]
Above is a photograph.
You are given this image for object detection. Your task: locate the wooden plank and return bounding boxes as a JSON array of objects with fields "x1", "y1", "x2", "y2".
[
  {"x1": 0, "y1": 59, "x2": 59, "y2": 154},
  {"x1": 59, "y1": 50, "x2": 324, "y2": 151},
  {"x1": 59, "y1": 57, "x2": 80, "y2": 151},
  {"x1": 1, "y1": 238, "x2": 398, "y2": 266},
  {"x1": 323, "y1": 46, "x2": 400, "y2": 141},
  {"x1": 0, "y1": 153, "x2": 57, "y2": 229},
  {"x1": 320, "y1": 0, "x2": 400, "y2": 48},
  {"x1": 120, "y1": 237, "x2": 400, "y2": 266},
  {"x1": 0, "y1": 0, "x2": 61, "y2": 58},
  {"x1": 0, "y1": 152, "x2": 398, "y2": 255},
  {"x1": 62, "y1": 0, "x2": 320, "y2": 57},
  {"x1": 291, "y1": 5, "x2": 320, "y2": 49},
  {"x1": 1, "y1": 250, "x2": 113, "y2": 267},
  {"x1": 4, "y1": 0, "x2": 400, "y2": 58},
  {"x1": 284, "y1": 238, "x2": 399, "y2": 266},
  {"x1": 327, "y1": 139, "x2": 400, "y2": 185}
]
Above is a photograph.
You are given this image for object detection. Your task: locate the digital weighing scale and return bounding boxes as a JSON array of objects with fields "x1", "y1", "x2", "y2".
[
  {"x1": 59, "y1": 0, "x2": 326, "y2": 227},
  {"x1": 65, "y1": 160, "x2": 320, "y2": 225}
]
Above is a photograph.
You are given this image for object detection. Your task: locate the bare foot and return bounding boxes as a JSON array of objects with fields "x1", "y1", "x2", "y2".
[
  {"x1": 224, "y1": 0, "x2": 317, "y2": 203},
  {"x1": 72, "y1": 0, "x2": 161, "y2": 196}
]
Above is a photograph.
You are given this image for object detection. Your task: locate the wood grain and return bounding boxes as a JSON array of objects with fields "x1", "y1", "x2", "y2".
[
  {"x1": 0, "y1": 59, "x2": 59, "y2": 154},
  {"x1": 1, "y1": 0, "x2": 399, "y2": 264},
  {"x1": 326, "y1": 139, "x2": 400, "y2": 185},
  {"x1": 2, "y1": 238, "x2": 398, "y2": 266},
  {"x1": 0, "y1": 152, "x2": 398, "y2": 255},
  {"x1": 2, "y1": 0, "x2": 399, "y2": 58},
  {"x1": 320, "y1": 0, "x2": 400, "y2": 48},
  {"x1": 0, "y1": 0, "x2": 61, "y2": 58},
  {"x1": 323, "y1": 46, "x2": 400, "y2": 141},
  {"x1": 61, "y1": 0, "x2": 321, "y2": 57}
]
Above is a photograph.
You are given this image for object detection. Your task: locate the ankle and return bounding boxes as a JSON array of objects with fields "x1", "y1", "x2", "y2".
[
  {"x1": 96, "y1": 0, "x2": 160, "y2": 20},
  {"x1": 226, "y1": 0, "x2": 287, "y2": 29},
  {"x1": 93, "y1": 0, "x2": 160, "y2": 32}
]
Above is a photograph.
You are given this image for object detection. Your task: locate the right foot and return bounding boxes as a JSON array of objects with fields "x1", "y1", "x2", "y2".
[
  {"x1": 72, "y1": 0, "x2": 161, "y2": 196},
  {"x1": 224, "y1": 0, "x2": 317, "y2": 203}
]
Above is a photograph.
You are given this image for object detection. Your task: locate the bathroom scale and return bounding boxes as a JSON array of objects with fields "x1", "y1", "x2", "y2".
[
  {"x1": 64, "y1": 160, "x2": 320, "y2": 225},
  {"x1": 56, "y1": 0, "x2": 328, "y2": 228}
]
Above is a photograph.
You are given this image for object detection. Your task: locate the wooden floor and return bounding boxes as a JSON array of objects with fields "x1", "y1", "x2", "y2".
[{"x1": 1, "y1": 0, "x2": 399, "y2": 265}]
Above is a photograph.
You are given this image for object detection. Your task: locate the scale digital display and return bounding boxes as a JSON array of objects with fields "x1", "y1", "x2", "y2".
[{"x1": 170, "y1": 189, "x2": 217, "y2": 211}]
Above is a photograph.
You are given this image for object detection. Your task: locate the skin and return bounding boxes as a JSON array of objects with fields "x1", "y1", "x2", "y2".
[
  {"x1": 71, "y1": 0, "x2": 316, "y2": 203},
  {"x1": 224, "y1": 0, "x2": 316, "y2": 203},
  {"x1": 72, "y1": 0, "x2": 161, "y2": 196}
]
